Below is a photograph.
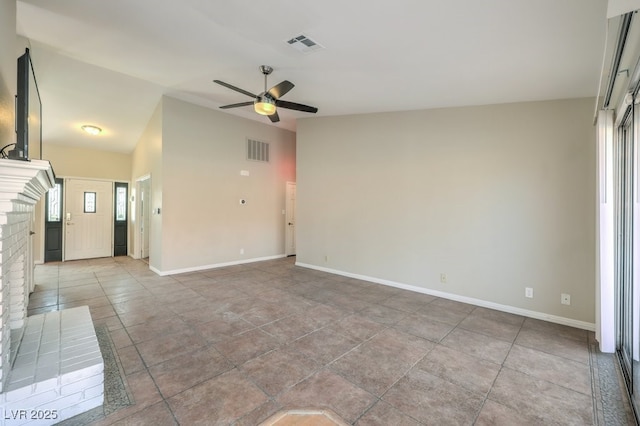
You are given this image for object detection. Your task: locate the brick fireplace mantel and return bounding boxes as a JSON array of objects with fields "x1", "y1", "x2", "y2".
[{"x1": 0, "y1": 159, "x2": 55, "y2": 206}]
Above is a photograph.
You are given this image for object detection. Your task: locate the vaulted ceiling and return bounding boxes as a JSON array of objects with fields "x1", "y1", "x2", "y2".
[{"x1": 16, "y1": 0, "x2": 608, "y2": 153}]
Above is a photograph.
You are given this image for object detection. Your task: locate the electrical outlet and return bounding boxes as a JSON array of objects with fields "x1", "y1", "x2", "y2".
[
  {"x1": 440, "y1": 273, "x2": 447, "y2": 284},
  {"x1": 561, "y1": 293, "x2": 571, "y2": 305},
  {"x1": 324, "y1": 255, "x2": 328, "y2": 262},
  {"x1": 240, "y1": 248, "x2": 244, "y2": 255},
  {"x1": 525, "y1": 287, "x2": 533, "y2": 298}
]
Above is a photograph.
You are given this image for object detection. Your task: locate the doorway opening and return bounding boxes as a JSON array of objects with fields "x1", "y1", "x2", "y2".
[
  {"x1": 43, "y1": 178, "x2": 129, "y2": 262},
  {"x1": 134, "y1": 176, "x2": 151, "y2": 262},
  {"x1": 285, "y1": 182, "x2": 296, "y2": 257}
]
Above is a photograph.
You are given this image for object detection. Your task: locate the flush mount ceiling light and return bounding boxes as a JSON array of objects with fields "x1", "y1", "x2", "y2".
[{"x1": 81, "y1": 125, "x2": 102, "y2": 135}]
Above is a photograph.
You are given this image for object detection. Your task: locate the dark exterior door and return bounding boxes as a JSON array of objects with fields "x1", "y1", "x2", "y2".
[
  {"x1": 114, "y1": 182, "x2": 128, "y2": 256},
  {"x1": 44, "y1": 178, "x2": 63, "y2": 262}
]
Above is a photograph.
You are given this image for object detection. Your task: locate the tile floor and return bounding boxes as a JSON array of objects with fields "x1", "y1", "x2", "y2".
[{"x1": 24, "y1": 256, "x2": 630, "y2": 425}]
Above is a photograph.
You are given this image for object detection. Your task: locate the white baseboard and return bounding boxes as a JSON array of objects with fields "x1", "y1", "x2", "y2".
[
  {"x1": 296, "y1": 262, "x2": 595, "y2": 332},
  {"x1": 151, "y1": 254, "x2": 287, "y2": 276}
]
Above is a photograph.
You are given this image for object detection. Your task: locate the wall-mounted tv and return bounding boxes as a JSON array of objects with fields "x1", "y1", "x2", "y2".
[{"x1": 8, "y1": 48, "x2": 42, "y2": 161}]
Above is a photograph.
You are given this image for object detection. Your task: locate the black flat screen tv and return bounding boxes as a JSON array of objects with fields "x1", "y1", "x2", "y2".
[{"x1": 9, "y1": 48, "x2": 42, "y2": 161}]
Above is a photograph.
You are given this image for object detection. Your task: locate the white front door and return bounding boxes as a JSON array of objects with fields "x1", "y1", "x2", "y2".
[
  {"x1": 285, "y1": 182, "x2": 296, "y2": 256},
  {"x1": 64, "y1": 178, "x2": 113, "y2": 260}
]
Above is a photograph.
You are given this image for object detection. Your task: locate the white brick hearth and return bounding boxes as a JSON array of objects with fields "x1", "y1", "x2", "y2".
[{"x1": 0, "y1": 307, "x2": 103, "y2": 425}]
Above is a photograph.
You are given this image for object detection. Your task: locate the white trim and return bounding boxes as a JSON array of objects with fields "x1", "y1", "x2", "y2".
[
  {"x1": 597, "y1": 110, "x2": 616, "y2": 352},
  {"x1": 151, "y1": 254, "x2": 287, "y2": 276},
  {"x1": 133, "y1": 175, "x2": 151, "y2": 261},
  {"x1": 296, "y1": 262, "x2": 596, "y2": 332}
]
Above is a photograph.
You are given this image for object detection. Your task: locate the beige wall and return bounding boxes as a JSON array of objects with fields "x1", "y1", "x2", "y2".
[
  {"x1": 0, "y1": 0, "x2": 16, "y2": 148},
  {"x1": 43, "y1": 144, "x2": 131, "y2": 181},
  {"x1": 297, "y1": 98, "x2": 596, "y2": 324},
  {"x1": 131, "y1": 100, "x2": 163, "y2": 269},
  {"x1": 159, "y1": 96, "x2": 296, "y2": 273}
]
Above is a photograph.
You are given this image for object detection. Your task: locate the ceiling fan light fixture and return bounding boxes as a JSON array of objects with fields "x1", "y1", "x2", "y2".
[
  {"x1": 254, "y1": 97, "x2": 276, "y2": 116},
  {"x1": 81, "y1": 125, "x2": 102, "y2": 135}
]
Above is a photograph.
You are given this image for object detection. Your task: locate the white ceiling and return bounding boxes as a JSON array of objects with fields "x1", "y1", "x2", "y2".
[{"x1": 15, "y1": 0, "x2": 608, "y2": 153}]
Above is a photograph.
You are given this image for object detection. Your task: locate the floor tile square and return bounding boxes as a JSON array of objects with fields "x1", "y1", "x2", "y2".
[
  {"x1": 488, "y1": 367, "x2": 594, "y2": 425},
  {"x1": 393, "y1": 313, "x2": 455, "y2": 342},
  {"x1": 356, "y1": 400, "x2": 420, "y2": 426},
  {"x1": 193, "y1": 312, "x2": 255, "y2": 343},
  {"x1": 287, "y1": 327, "x2": 360, "y2": 365},
  {"x1": 504, "y1": 344, "x2": 592, "y2": 395},
  {"x1": 458, "y1": 313, "x2": 521, "y2": 342},
  {"x1": 415, "y1": 344, "x2": 501, "y2": 395},
  {"x1": 149, "y1": 346, "x2": 234, "y2": 398},
  {"x1": 241, "y1": 347, "x2": 320, "y2": 396},
  {"x1": 168, "y1": 369, "x2": 268, "y2": 425},
  {"x1": 416, "y1": 303, "x2": 469, "y2": 326},
  {"x1": 330, "y1": 328, "x2": 433, "y2": 396},
  {"x1": 383, "y1": 368, "x2": 484, "y2": 425},
  {"x1": 136, "y1": 329, "x2": 207, "y2": 367},
  {"x1": 379, "y1": 292, "x2": 437, "y2": 313},
  {"x1": 260, "y1": 313, "x2": 322, "y2": 343},
  {"x1": 475, "y1": 399, "x2": 544, "y2": 426},
  {"x1": 214, "y1": 328, "x2": 280, "y2": 365},
  {"x1": 277, "y1": 370, "x2": 376, "y2": 424},
  {"x1": 326, "y1": 314, "x2": 387, "y2": 342},
  {"x1": 515, "y1": 327, "x2": 590, "y2": 364},
  {"x1": 440, "y1": 327, "x2": 512, "y2": 364}
]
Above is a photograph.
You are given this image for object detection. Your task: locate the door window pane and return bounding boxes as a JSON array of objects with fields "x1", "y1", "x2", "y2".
[
  {"x1": 116, "y1": 186, "x2": 127, "y2": 221},
  {"x1": 84, "y1": 192, "x2": 96, "y2": 213},
  {"x1": 47, "y1": 183, "x2": 62, "y2": 222}
]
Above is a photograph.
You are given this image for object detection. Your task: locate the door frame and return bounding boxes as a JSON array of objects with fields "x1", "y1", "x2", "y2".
[
  {"x1": 615, "y1": 96, "x2": 640, "y2": 422},
  {"x1": 44, "y1": 177, "x2": 64, "y2": 262},
  {"x1": 113, "y1": 182, "x2": 129, "y2": 256},
  {"x1": 285, "y1": 181, "x2": 296, "y2": 256},
  {"x1": 132, "y1": 175, "x2": 151, "y2": 260}
]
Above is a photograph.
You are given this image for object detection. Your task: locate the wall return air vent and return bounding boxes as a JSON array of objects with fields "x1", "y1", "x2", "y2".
[
  {"x1": 286, "y1": 34, "x2": 324, "y2": 54},
  {"x1": 247, "y1": 138, "x2": 270, "y2": 163}
]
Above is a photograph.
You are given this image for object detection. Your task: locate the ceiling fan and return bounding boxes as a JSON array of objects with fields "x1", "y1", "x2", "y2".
[{"x1": 214, "y1": 65, "x2": 318, "y2": 123}]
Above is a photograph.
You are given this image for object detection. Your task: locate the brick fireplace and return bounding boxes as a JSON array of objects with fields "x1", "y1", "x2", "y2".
[
  {"x1": 0, "y1": 159, "x2": 54, "y2": 386},
  {"x1": 0, "y1": 159, "x2": 104, "y2": 425}
]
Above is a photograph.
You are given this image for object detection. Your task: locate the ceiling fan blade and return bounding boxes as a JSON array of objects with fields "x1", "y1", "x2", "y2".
[
  {"x1": 268, "y1": 80, "x2": 295, "y2": 99},
  {"x1": 276, "y1": 100, "x2": 318, "y2": 113},
  {"x1": 268, "y1": 111, "x2": 280, "y2": 123},
  {"x1": 219, "y1": 101, "x2": 254, "y2": 109},
  {"x1": 213, "y1": 80, "x2": 257, "y2": 98}
]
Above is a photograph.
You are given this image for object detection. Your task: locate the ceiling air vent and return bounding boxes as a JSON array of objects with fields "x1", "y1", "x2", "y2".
[
  {"x1": 247, "y1": 138, "x2": 270, "y2": 163},
  {"x1": 286, "y1": 34, "x2": 324, "y2": 54}
]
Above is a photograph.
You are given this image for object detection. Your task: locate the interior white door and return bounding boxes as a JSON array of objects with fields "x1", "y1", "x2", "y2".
[
  {"x1": 285, "y1": 182, "x2": 296, "y2": 256},
  {"x1": 64, "y1": 178, "x2": 113, "y2": 261}
]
